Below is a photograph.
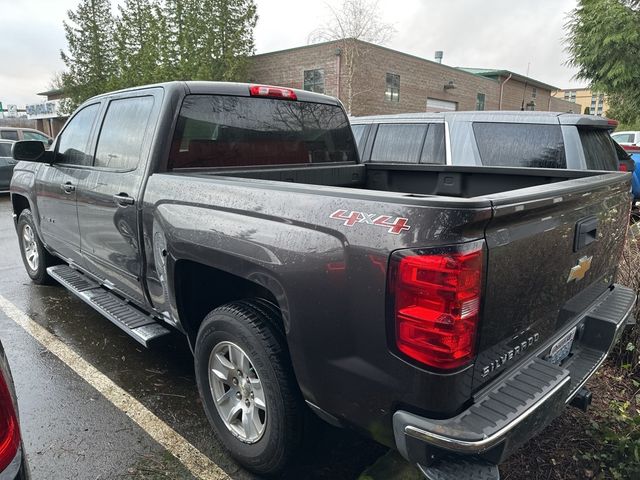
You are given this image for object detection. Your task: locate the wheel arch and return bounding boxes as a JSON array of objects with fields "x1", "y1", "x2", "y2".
[{"x1": 172, "y1": 259, "x2": 286, "y2": 349}]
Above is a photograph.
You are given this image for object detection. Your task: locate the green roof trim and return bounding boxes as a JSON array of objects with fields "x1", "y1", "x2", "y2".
[{"x1": 457, "y1": 67, "x2": 559, "y2": 91}]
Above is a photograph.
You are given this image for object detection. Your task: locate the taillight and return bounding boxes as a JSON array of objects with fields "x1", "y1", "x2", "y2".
[
  {"x1": 389, "y1": 242, "x2": 484, "y2": 370},
  {"x1": 0, "y1": 369, "x2": 19, "y2": 470},
  {"x1": 619, "y1": 163, "x2": 628, "y2": 172},
  {"x1": 249, "y1": 84, "x2": 297, "y2": 100}
]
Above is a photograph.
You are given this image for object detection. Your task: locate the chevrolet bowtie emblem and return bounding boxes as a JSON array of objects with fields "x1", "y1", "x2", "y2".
[{"x1": 567, "y1": 256, "x2": 593, "y2": 283}]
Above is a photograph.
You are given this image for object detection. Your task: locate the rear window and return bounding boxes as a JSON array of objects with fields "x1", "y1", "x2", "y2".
[
  {"x1": 168, "y1": 95, "x2": 357, "y2": 169},
  {"x1": 579, "y1": 128, "x2": 618, "y2": 170},
  {"x1": 473, "y1": 123, "x2": 566, "y2": 168},
  {"x1": 0, "y1": 143, "x2": 11, "y2": 157}
]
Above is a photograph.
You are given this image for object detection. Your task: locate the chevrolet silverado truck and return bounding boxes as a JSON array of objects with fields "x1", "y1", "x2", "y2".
[{"x1": 9, "y1": 82, "x2": 637, "y2": 479}]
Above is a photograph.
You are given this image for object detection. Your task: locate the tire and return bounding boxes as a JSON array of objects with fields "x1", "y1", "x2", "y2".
[
  {"x1": 194, "y1": 299, "x2": 305, "y2": 477},
  {"x1": 17, "y1": 209, "x2": 58, "y2": 284}
]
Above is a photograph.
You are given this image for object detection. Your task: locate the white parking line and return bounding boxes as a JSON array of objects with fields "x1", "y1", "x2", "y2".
[{"x1": 0, "y1": 294, "x2": 229, "y2": 480}]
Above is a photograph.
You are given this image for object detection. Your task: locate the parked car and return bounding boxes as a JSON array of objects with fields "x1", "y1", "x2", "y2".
[
  {"x1": 611, "y1": 130, "x2": 640, "y2": 154},
  {"x1": 0, "y1": 339, "x2": 29, "y2": 479},
  {"x1": 350, "y1": 111, "x2": 627, "y2": 172},
  {"x1": 0, "y1": 141, "x2": 18, "y2": 192},
  {"x1": 614, "y1": 142, "x2": 640, "y2": 203},
  {"x1": 611, "y1": 132, "x2": 640, "y2": 203},
  {"x1": 10, "y1": 82, "x2": 635, "y2": 479},
  {"x1": 0, "y1": 128, "x2": 51, "y2": 146}
]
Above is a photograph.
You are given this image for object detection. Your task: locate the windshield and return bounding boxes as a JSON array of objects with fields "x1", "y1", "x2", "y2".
[{"x1": 168, "y1": 95, "x2": 357, "y2": 169}]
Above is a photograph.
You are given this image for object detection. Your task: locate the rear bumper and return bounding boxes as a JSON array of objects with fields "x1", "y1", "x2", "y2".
[{"x1": 393, "y1": 284, "x2": 636, "y2": 474}]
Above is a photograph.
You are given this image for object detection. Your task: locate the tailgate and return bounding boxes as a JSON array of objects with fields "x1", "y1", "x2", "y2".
[{"x1": 473, "y1": 172, "x2": 632, "y2": 390}]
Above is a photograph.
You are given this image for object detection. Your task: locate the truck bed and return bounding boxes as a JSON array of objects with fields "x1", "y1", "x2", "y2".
[{"x1": 180, "y1": 163, "x2": 607, "y2": 199}]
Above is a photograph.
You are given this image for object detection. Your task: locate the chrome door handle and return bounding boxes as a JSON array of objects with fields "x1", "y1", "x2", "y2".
[
  {"x1": 61, "y1": 182, "x2": 75, "y2": 194},
  {"x1": 113, "y1": 193, "x2": 135, "y2": 206}
]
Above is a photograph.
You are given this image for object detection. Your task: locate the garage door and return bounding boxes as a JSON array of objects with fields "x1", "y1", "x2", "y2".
[{"x1": 426, "y1": 98, "x2": 457, "y2": 112}]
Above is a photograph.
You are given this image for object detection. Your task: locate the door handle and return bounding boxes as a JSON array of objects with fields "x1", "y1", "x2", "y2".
[
  {"x1": 113, "y1": 193, "x2": 135, "y2": 206},
  {"x1": 61, "y1": 182, "x2": 75, "y2": 194},
  {"x1": 574, "y1": 216, "x2": 598, "y2": 252}
]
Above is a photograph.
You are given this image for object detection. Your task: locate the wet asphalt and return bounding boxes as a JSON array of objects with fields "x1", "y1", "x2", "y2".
[{"x1": 0, "y1": 195, "x2": 386, "y2": 480}]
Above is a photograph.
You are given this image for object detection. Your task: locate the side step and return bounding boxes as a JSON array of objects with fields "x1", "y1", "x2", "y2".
[
  {"x1": 47, "y1": 265, "x2": 171, "y2": 347},
  {"x1": 419, "y1": 456, "x2": 500, "y2": 480}
]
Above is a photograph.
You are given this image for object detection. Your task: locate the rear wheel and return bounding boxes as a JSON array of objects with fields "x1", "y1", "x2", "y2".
[
  {"x1": 17, "y1": 209, "x2": 57, "y2": 284},
  {"x1": 194, "y1": 299, "x2": 305, "y2": 477}
]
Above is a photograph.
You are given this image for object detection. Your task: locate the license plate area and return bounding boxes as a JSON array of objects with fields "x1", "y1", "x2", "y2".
[{"x1": 548, "y1": 326, "x2": 577, "y2": 365}]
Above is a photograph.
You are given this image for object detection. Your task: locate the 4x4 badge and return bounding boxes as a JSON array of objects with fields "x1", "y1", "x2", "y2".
[{"x1": 567, "y1": 256, "x2": 593, "y2": 283}]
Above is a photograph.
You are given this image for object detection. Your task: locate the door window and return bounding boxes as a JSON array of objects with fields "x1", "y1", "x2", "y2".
[
  {"x1": 56, "y1": 104, "x2": 100, "y2": 165},
  {"x1": 371, "y1": 124, "x2": 427, "y2": 163},
  {"x1": 420, "y1": 124, "x2": 446, "y2": 164},
  {"x1": 473, "y1": 122, "x2": 566, "y2": 168},
  {"x1": 0, "y1": 130, "x2": 19, "y2": 141},
  {"x1": 94, "y1": 96, "x2": 155, "y2": 170}
]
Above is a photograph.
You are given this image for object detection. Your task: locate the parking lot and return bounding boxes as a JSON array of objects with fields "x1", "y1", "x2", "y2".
[{"x1": 0, "y1": 195, "x2": 385, "y2": 480}]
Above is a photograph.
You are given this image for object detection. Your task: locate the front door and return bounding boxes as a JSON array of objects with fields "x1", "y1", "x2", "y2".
[
  {"x1": 35, "y1": 103, "x2": 101, "y2": 263},
  {"x1": 76, "y1": 94, "x2": 157, "y2": 305}
]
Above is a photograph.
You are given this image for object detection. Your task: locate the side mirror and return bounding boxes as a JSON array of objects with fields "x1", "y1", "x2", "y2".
[
  {"x1": 47, "y1": 138, "x2": 53, "y2": 146},
  {"x1": 12, "y1": 141, "x2": 53, "y2": 163}
]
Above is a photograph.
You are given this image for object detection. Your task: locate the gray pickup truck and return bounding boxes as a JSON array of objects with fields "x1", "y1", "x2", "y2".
[{"x1": 9, "y1": 82, "x2": 636, "y2": 479}]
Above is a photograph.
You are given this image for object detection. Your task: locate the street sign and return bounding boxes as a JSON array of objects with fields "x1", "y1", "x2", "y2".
[{"x1": 7, "y1": 105, "x2": 17, "y2": 118}]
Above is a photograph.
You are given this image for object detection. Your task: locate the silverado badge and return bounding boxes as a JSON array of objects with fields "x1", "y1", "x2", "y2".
[{"x1": 567, "y1": 256, "x2": 593, "y2": 283}]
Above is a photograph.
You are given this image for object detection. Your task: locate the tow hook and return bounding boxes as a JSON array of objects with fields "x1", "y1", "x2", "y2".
[{"x1": 570, "y1": 387, "x2": 592, "y2": 412}]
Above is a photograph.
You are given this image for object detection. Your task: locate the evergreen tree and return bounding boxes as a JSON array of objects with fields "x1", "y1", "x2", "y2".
[
  {"x1": 162, "y1": 0, "x2": 257, "y2": 81},
  {"x1": 60, "y1": 0, "x2": 258, "y2": 107},
  {"x1": 114, "y1": 0, "x2": 164, "y2": 88},
  {"x1": 567, "y1": 0, "x2": 640, "y2": 125},
  {"x1": 194, "y1": 0, "x2": 258, "y2": 81},
  {"x1": 60, "y1": 0, "x2": 117, "y2": 109}
]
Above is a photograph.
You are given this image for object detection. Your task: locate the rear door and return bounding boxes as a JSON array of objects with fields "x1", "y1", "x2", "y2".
[
  {"x1": 76, "y1": 91, "x2": 159, "y2": 305},
  {"x1": 473, "y1": 174, "x2": 631, "y2": 389},
  {"x1": 35, "y1": 103, "x2": 101, "y2": 263}
]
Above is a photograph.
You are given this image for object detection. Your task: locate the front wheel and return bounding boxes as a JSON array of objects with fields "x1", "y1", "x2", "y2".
[
  {"x1": 17, "y1": 209, "x2": 57, "y2": 284},
  {"x1": 194, "y1": 299, "x2": 305, "y2": 477}
]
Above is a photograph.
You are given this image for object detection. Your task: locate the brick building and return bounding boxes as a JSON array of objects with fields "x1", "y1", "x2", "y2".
[{"x1": 248, "y1": 39, "x2": 578, "y2": 116}]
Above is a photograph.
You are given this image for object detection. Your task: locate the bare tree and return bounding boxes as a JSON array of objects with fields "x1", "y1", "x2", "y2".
[{"x1": 308, "y1": 0, "x2": 395, "y2": 114}]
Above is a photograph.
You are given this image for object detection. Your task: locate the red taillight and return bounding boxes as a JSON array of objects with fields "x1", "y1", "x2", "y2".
[
  {"x1": 619, "y1": 163, "x2": 628, "y2": 172},
  {"x1": 249, "y1": 84, "x2": 297, "y2": 100},
  {"x1": 390, "y1": 242, "x2": 484, "y2": 370},
  {"x1": 0, "y1": 370, "x2": 19, "y2": 470}
]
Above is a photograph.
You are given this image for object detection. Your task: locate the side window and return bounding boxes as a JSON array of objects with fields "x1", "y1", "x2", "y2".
[
  {"x1": 371, "y1": 124, "x2": 427, "y2": 163},
  {"x1": 473, "y1": 123, "x2": 566, "y2": 168},
  {"x1": 579, "y1": 128, "x2": 618, "y2": 170},
  {"x1": 56, "y1": 104, "x2": 100, "y2": 165},
  {"x1": 420, "y1": 124, "x2": 445, "y2": 164},
  {"x1": 0, "y1": 130, "x2": 19, "y2": 141},
  {"x1": 612, "y1": 133, "x2": 634, "y2": 143},
  {"x1": 350, "y1": 124, "x2": 367, "y2": 154},
  {"x1": 24, "y1": 131, "x2": 49, "y2": 143},
  {"x1": 94, "y1": 96, "x2": 154, "y2": 170}
]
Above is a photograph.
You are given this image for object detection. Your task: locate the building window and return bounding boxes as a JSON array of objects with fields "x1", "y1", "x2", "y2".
[
  {"x1": 475, "y1": 93, "x2": 486, "y2": 111},
  {"x1": 531, "y1": 87, "x2": 537, "y2": 99},
  {"x1": 385, "y1": 73, "x2": 400, "y2": 102},
  {"x1": 303, "y1": 69, "x2": 325, "y2": 94}
]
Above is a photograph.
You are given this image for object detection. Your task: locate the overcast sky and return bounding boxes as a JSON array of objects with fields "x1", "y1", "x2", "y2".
[{"x1": 0, "y1": 0, "x2": 582, "y2": 107}]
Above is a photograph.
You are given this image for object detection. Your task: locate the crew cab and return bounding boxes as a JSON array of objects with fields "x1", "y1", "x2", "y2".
[{"x1": 9, "y1": 82, "x2": 636, "y2": 479}]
